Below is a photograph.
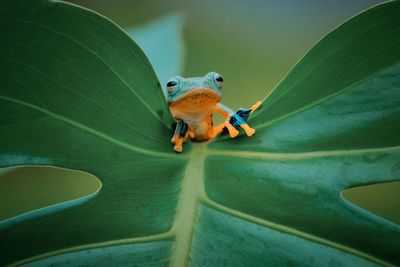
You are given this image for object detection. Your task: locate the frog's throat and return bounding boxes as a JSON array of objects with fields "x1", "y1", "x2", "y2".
[{"x1": 168, "y1": 88, "x2": 221, "y2": 113}]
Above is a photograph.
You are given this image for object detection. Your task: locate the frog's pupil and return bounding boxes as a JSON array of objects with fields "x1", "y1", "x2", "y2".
[
  {"x1": 216, "y1": 76, "x2": 223, "y2": 82},
  {"x1": 167, "y1": 81, "x2": 178, "y2": 87}
]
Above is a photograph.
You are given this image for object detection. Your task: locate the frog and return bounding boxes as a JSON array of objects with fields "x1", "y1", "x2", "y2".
[{"x1": 166, "y1": 72, "x2": 262, "y2": 152}]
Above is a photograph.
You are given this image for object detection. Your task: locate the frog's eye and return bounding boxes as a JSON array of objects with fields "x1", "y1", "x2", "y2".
[
  {"x1": 213, "y1": 73, "x2": 224, "y2": 88},
  {"x1": 166, "y1": 79, "x2": 179, "y2": 94}
]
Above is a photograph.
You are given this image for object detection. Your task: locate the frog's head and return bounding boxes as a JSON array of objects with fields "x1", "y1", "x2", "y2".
[{"x1": 166, "y1": 72, "x2": 223, "y2": 114}]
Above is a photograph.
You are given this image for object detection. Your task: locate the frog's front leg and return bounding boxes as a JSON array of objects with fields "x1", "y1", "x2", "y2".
[
  {"x1": 214, "y1": 101, "x2": 262, "y2": 138},
  {"x1": 171, "y1": 120, "x2": 189, "y2": 152},
  {"x1": 171, "y1": 122, "x2": 193, "y2": 145},
  {"x1": 214, "y1": 103, "x2": 239, "y2": 138}
]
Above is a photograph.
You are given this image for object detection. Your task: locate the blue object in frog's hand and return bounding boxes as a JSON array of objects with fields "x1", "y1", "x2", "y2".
[{"x1": 229, "y1": 108, "x2": 252, "y2": 128}]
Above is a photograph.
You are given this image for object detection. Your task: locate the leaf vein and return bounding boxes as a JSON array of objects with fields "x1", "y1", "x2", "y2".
[
  {"x1": 201, "y1": 196, "x2": 392, "y2": 267},
  {"x1": 0, "y1": 18, "x2": 168, "y2": 127},
  {"x1": 0, "y1": 95, "x2": 181, "y2": 159},
  {"x1": 255, "y1": 61, "x2": 400, "y2": 130}
]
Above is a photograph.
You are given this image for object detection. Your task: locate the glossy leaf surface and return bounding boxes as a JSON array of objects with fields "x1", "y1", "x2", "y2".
[{"x1": 0, "y1": 0, "x2": 399, "y2": 266}]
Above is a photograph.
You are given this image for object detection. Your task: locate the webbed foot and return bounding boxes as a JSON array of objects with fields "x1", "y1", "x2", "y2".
[
  {"x1": 214, "y1": 100, "x2": 262, "y2": 138},
  {"x1": 240, "y1": 123, "x2": 256, "y2": 136},
  {"x1": 174, "y1": 138, "x2": 183, "y2": 152}
]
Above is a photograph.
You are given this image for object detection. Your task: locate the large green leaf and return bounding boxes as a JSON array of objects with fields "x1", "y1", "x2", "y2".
[{"x1": 0, "y1": 0, "x2": 399, "y2": 266}]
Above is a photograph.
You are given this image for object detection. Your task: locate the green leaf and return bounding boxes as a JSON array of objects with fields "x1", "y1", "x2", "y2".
[
  {"x1": 0, "y1": 0, "x2": 184, "y2": 264},
  {"x1": 0, "y1": 1, "x2": 399, "y2": 266},
  {"x1": 125, "y1": 13, "x2": 185, "y2": 98}
]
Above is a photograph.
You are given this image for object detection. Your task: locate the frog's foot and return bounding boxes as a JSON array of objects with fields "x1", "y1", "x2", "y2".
[
  {"x1": 230, "y1": 100, "x2": 262, "y2": 126},
  {"x1": 240, "y1": 123, "x2": 256, "y2": 136},
  {"x1": 174, "y1": 129, "x2": 194, "y2": 152},
  {"x1": 249, "y1": 100, "x2": 262, "y2": 113},
  {"x1": 172, "y1": 129, "x2": 192, "y2": 145},
  {"x1": 224, "y1": 121, "x2": 239, "y2": 138},
  {"x1": 225, "y1": 100, "x2": 261, "y2": 137},
  {"x1": 171, "y1": 120, "x2": 189, "y2": 152},
  {"x1": 174, "y1": 137, "x2": 183, "y2": 152}
]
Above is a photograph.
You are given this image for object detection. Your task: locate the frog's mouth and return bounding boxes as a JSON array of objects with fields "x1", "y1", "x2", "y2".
[{"x1": 169, "y1": 88, "x2": 221, "y2": 115}]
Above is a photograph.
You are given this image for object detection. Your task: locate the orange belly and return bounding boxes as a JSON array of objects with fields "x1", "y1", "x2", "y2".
[
  {"x1": 169, "y1": 88, "x2": 220, "y2": 142},
  {"x1": 185, "y1": 116, "x2": 214, "y2": 141}
]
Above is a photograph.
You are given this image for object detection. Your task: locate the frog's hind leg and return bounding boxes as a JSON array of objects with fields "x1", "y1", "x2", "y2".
[
  {"x1": 173, "y1": 120, "x2": 189, "y2": 152},
  {"x1": 171, "y1": 122, "x2": 180, "y2": 145},
  {"x1": 172, "y1": 120, "x2": 191, "y2": 144}
]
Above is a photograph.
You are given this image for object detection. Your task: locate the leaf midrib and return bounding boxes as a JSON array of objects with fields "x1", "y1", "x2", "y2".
[
  {"x1": 169, "y1": 143, "x2": 207, "y2": 267},
  {"x1": 8, "y1": 143, "x2": 395, "y2": 267},
  {"x1": 169, "y1": 144, "x2": 396, "y2": 267}
]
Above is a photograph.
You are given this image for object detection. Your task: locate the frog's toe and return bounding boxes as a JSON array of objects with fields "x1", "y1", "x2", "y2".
[
  {"x1": 230, "y1": 130, "x2": 239, "y2": 138},
  {"x1": 249, "y1": 100, "x2": 262, "y2": 113},
  {"x1": 174, "y1": 144, "x2": 183, "y2": 153},
  {"x1": 174, "y1": 137, "x2": 183, "y2": 153},
  {"x1": 188, "y1": 130, "x2": 195, "y2": 139},
  {"x1": 246, "y1": 128, "x2": 256, "y2": 136},
  {"x1": 241, "y1": 123, "x2": 256, "y2": 136},
  {"x1": 171, "y1": 135, "x2": 177, "y2": 144},
  {"x1": 225, "y1": 122, "x2": 239, "y2": 138}
]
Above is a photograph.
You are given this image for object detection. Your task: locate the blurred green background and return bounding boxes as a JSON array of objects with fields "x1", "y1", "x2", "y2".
[
  {"x1": 1, "y1": 0, "x2": 399, "y2": 225},
  {"x1": 67, "y1": 0, "x2": 386, "y2": 108}
]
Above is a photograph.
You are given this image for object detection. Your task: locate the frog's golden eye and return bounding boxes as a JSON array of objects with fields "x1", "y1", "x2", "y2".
[
  {"x1": 213, "y1": 73, "x2": 224, "y2": 88},
  {"x1": 166, "y1": 79, "x2": 179, "y2": 94}
]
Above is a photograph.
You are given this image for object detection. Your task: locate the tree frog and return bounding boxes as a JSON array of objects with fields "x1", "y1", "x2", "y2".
[{"x1": 167, "y1": 72, "x2": 262, "y2": 152}]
